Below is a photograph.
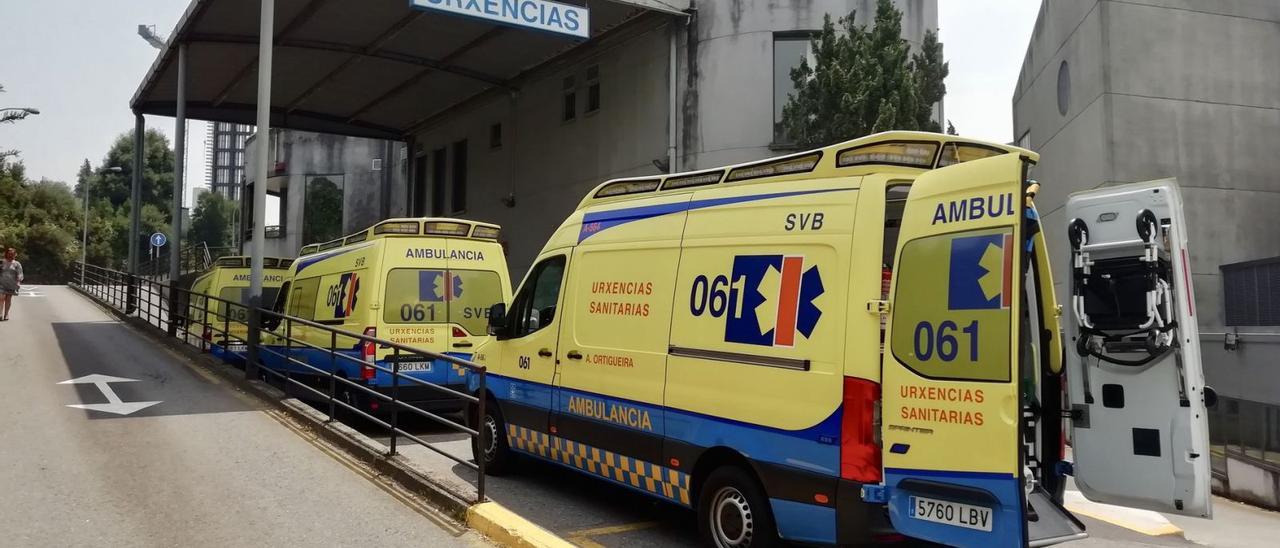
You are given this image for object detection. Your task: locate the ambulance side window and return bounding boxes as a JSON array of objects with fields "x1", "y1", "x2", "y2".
[
  {"x1": 510, "y1": 256, "x2": 566, "y2": 338},
  {"x1": 288, "y1": 277, "x2": 320, "y2": 320}
]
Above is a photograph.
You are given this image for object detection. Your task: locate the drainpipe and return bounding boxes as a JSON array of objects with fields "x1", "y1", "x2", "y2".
[{"x1": 668, "y1": 20, "x2": 680, "y2": 174}]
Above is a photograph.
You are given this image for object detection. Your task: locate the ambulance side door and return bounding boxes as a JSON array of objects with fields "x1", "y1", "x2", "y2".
[
  {"x1": 881, "y1": 153, "x2": 1031, "y2": 547},
  {"x1": 494, "y1": 251, "x2": 571, "y2": 436}
]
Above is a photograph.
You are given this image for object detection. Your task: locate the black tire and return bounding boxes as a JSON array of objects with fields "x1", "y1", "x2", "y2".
[
  {"x1": 473, "y1": 397, "x2": 516, "y2": 476},
  {"x1": 698, "y1": 466, "x2": 780, "y2": 548}
]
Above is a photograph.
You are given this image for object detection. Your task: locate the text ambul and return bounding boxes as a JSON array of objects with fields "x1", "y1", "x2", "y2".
[{"x1": 931, "y1": 193, "x2": 1016, "y2": 225}]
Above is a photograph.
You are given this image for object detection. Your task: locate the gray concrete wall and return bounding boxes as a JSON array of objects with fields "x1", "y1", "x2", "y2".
[
  {"x1": 682, "y1": 0, "x2": 938, "y2": 169},
  {"x1": 1013, "y1": 0, "x2": 1280, "y2": 405},
  {"x1": 245, "y1": 130, "x2": 405, "y2": 259},
  {"x1": 407, "y1": 1, "x2": 937, "y2": 277}
]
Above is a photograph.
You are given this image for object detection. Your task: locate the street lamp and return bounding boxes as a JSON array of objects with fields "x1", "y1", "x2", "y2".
[{"x1": 82, "y1": 166, "x2": 123, "y2": 284}]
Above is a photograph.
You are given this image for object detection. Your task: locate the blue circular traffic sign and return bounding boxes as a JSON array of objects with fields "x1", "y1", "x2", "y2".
[{"x1": 150, "y1": 233, "x2": 167, "y2": 247}]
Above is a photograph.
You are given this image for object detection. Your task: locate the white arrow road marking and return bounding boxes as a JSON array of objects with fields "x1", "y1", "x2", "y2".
[
  {"x1": 18, "y1": 285, "x2": 43, "y2": 297},
  {"x1": 58, "y1": 374, "x2": 162, "y2": 416}
]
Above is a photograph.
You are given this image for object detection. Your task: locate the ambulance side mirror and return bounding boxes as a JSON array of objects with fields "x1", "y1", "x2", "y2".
[{"x1": 488, "y1": 303, "x2": 509, "y2": 339}]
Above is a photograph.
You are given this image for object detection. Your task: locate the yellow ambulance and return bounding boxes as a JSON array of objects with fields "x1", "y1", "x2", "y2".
[
  {"x1": 466, "y1": 131, "x2": 1212, "y2": 547},
  {"x1": 187, "y1": 255, "x2": 293, "y2": 363},
  {"x1": 259, "y1": 218, "x2": 511, "y2": 414}
]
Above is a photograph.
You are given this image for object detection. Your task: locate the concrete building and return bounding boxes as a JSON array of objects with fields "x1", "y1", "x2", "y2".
[
  {"x1": 244, "y1": 130, "x2": 405, "y2": 259},
  {"x1": 1012, "y1": 0, "x2": 1280, "y2": 508},
  {"x1": 206, "y1": 122, "x2": 253, "y2": 200},
  {"x1": 224, "y1": 1, "x2": 939, "y2": 275},
  {"x1": 403, "y1": 0, "x2": 938, "y2": 274}
]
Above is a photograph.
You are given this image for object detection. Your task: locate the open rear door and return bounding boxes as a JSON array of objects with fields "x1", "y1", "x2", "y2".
[
  {"x1": 881, "y1": 153, "x2": 1035, "y2": 546},
  {"x1": 1063, "y1": 180, "x2": 1212, "y2": 517}
]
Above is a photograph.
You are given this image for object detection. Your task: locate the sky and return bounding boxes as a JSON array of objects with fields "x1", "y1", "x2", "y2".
[
  {"x1": 0, "y1": 0, "x2": 207, "y2": 205},
  {"x1": 0, "y1": 0, "x2": 1041, "y2": 203}
]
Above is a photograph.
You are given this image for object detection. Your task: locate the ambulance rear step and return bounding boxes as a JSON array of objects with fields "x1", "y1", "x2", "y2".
[{"x1": 1028, "y1": 489, "x2": 1088, "y2": 547}]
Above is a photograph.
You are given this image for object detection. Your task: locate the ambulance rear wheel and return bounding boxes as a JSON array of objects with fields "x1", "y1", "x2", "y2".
[
  {"x1": 474, "y1": 398, "x2": 515, "y2": 475},
  {"x1": 698, "y1": 466, "x2": 779, "y2": 548}
]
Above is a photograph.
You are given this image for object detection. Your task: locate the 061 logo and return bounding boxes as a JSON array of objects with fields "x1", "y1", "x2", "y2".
[
  {"x1": 688, "y1": 255, "x2": 823, "y2": 347},
  {"x1": 326, "y1": 272, "x2": 360, "y2": 318}
]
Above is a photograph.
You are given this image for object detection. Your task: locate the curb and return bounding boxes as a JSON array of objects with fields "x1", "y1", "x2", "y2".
[
  {"x1": 72, "y1": 286, "x2": 574, "y2": 548},
  {"x1": 467, "y1": 502, "x2": 577, "y2": 548}
]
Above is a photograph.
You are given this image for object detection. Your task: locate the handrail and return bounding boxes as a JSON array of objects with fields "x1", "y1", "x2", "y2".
[{"x1": 68, "y1": 261, "x2": 488, "y2": 503}]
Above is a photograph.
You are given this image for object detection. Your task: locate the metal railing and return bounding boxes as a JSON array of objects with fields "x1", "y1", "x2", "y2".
[
  {"x1": 70, "y1": 262, "x2": 488, "y2": 502},
  {"x1": 1210, "y1": 394, "x2": 1280, "y2": 475}
]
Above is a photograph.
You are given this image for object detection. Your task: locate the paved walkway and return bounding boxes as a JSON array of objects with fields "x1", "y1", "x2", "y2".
[{"x1": 0, "y1": 286, "x2": 488, "y2": 547}]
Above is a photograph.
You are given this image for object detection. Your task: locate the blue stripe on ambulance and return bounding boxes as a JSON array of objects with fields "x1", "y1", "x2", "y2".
[
  {"x1": 578, "y1": 188, "x2": 856, "y2": 242},
  {"x1": 475, "y1": 372, "x2": 841, "y2": 543},
  {"x1": 257, "y1": 344, "x2": 471, "y2": 388}
]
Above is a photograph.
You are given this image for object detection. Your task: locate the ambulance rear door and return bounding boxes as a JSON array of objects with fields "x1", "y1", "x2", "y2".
[
  {"x1": 1063, "y1": 180, "x2": 1212, "y2": 517},
  {"x1": 881, "y1": 153, "x2": 1035, "y2": 547}
]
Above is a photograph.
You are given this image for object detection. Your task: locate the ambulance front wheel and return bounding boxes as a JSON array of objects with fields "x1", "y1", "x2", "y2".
[
  {"x1": 474, "y1": 397, "x2": 515, "y2": 476},
  {"x1": 698, "y1": 466, "x2": 780, "y2": 548}
]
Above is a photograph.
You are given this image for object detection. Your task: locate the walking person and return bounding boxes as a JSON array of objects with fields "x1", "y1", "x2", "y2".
[{"x1": 0, "y1": 248, "x2": 24, "y2": 321}]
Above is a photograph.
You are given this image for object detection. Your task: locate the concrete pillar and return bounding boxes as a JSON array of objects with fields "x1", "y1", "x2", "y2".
[
  {"x1": 129, "y1": 113, "x2": 144, "y2": 275},
  {"x1": 167, "y1": 43, "x2": 187, "y2": 336},
  {"x1": 246, "y1": 0, "x2": 275, "y2": 378}
]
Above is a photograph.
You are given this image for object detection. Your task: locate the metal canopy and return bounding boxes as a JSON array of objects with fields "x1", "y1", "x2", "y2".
[{"x1": 131, "y1": 0, "x2": 689, "y2": 140}]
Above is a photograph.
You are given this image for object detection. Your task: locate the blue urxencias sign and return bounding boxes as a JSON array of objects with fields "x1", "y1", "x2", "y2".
[{"x1": 410, "y1": 0, "x2": 589, "y2": 39}]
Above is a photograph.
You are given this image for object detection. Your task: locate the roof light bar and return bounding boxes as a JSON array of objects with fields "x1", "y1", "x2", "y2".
[
  {"x1": 837, "y1": 141, "x2": 937, "y2": 169},
  {"x1": 344, "y1": 231, "x2": 369, "y2": 244},
  {"x1": 424, "y1": 221, "x2": 471, "y2": 237},
  {"x1": 725, "y1": 152, "x2": 822, "y2": 182},
  {"x1": 662, "y1": 170, "x2": 724, "y2": 190},
  {"x1": 595, "y1": 179, "x2": 661, "y2": 198},
  {"x1": 471, "y1": 225, "x2": 501, "y2": 240},
  {"x1": 374, "y1": 221, "x2": 421, "y2": 235}
]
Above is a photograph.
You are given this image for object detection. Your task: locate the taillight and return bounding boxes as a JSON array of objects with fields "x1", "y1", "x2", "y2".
[
  {"x1": 203, "y1": 326, "x2": 212, "y2": 341},
  {"x1": 361, "y1": 327, "x2": 377, "y2": 380},
  {"x1": 841, "y1": 377, "x2": 882, "y2": 483},
  {"x1": 452, "y1": 326, "x2": 467, "y2": 338}
]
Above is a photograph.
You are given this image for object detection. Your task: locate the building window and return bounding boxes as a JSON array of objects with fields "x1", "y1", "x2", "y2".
[
  {"x1": 1057, "y1": 60, "x2": 1071, "y2": 116},
  {"x1": 562, "y1": 76, "x2": 576, "y2": 122},
  {"x1": 490, "y1": 123, "x2": 503, "y2": 149},
  {"x1": 1222, "y1": 258, "x2": 1280, "y2": 326},
  {"x1": 773, "y1": 33, "x2": 816, "y2": 143},
  {"x1": 431, "y1": 148, "x2": 447, "y2": 216},
  {"x1": 586, "y1": 65, "x2": 600, "y2": 113},
  {"x1": 452, "y1": 140, "x2": 468, "y2": 214},
  {"x1": 303, "y1": 175, "x2": 344, "y2": 244}
]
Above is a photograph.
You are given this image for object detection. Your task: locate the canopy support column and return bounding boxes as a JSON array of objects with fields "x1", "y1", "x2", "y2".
[
  {"x1": 246, "y1": 0, "x2": 275, "y2": 379},
  {"x1": 129, "y1": 113, "x2": 144, "y2": 276},
  {"x1": 167, "y1": 44, "x2": 187, "y2": 335}
]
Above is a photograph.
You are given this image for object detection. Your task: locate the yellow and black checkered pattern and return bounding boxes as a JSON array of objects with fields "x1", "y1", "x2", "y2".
[{"x1": 507, "y1": 424, "x2": 691, "y2": 505}]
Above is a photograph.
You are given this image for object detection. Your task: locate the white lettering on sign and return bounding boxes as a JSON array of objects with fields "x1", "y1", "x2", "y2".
[
  {"x1": 411, "y1": 0, "x2": 589, "y2": 39},
  {"x1": 404, "y1": 248, "x2": 486, "y2": 261}
]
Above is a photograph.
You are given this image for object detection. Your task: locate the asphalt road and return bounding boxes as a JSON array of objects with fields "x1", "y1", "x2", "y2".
[{"x1": 0, "y1": 286, "x2": 489, "y2": 547}]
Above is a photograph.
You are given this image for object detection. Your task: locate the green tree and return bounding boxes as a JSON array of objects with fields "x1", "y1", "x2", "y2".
[
  {"x1": 75, "y1": 129, "x2": 176, "y2": 268},
  {"x1": 780, "y1": 0, "x2": 950, "y2": 148},
  {"x1": 303, "y1": 177, "x2": 344, "y2": 244},
  {"x1": 0, "y1": 160, "x2": 82, "y2": 283},
  {"x1": 188, "y1": 191, "x2": 234, "y2": 248}
]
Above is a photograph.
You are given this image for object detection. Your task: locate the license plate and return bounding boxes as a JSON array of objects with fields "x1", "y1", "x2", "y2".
[
  {"x1": 226, "y1": 343, "x2": 247, "y2": 353},
  {"x1": 909, "y1": 496, "x2": 992, "y2": 532},
  {"x1": 395, "y1": 361, "x2": 432, "y2": 372}
]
